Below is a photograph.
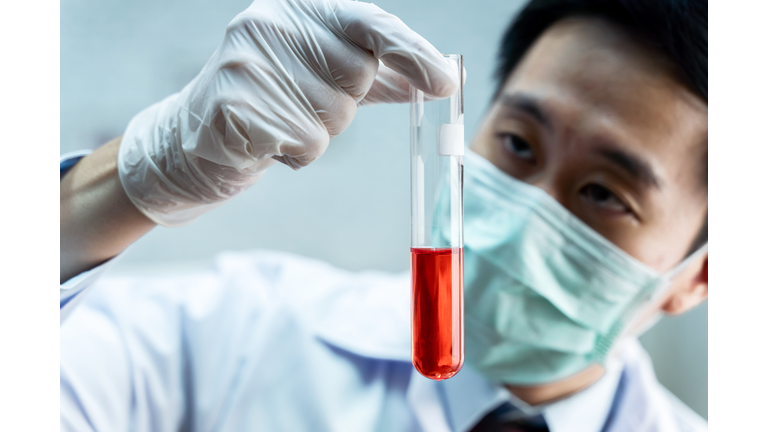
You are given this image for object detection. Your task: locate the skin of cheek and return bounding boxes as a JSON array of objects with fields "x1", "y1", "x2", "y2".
[{"x1": 633, "y1": 202, "x2": 706, "y2": 271}]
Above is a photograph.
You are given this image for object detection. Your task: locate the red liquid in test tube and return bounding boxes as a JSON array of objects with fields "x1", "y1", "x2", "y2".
[{"x1": 411, "y1": 247, "x2": 464, "y2": 380}]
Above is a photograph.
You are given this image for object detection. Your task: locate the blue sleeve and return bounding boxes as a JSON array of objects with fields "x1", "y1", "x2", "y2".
[{"x1": 60, "y1": 150, "x2": 118, "y2": 324}]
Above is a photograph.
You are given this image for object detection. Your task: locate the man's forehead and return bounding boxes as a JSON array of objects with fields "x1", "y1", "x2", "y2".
[{"x1": 507, "y1": 18, "x2": 703, "y2": 116}]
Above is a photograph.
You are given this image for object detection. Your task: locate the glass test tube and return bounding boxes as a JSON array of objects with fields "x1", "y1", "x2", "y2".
[{"x1": 410, "y1": 54, "x2": 464, "y2": 381}]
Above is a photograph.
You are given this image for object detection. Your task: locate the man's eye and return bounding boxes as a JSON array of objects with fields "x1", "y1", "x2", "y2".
[
  {"x1": 500, "y1": 134, "x2": 535, "y2": 160},
  {"x1": 580, "y1": 184, "x2": 630, "y2": 213}
]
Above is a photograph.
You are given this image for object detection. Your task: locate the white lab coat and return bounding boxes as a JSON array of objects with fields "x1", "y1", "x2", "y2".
[{"x1": 60, "y1": 249, "x2": 707, "y2": 432}]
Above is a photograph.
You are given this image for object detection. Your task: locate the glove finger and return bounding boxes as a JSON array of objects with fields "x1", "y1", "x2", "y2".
[
  {"x1": 360, "y1": 62, "x2": 468, "y2": 106},
  {"x1": 358, "y1": 63, "x2": 409, "y2": 106},
  {"x1": 300, "y1": 78, "x2": 358, "y2": 139},
  {"x1": 334, "y1": 0, "x2": 459, "y2": 98},
  {"x1": 319, "y1": 32, "x2": 381, "y2": 103}
]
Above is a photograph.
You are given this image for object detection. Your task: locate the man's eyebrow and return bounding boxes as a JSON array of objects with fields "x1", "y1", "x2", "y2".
[
  {"x1": 596, "y1": 146, "x2": 662, "y2": 189},
  {"x1": 498, "y1": 93, "x2": 552, "y2": 130}
]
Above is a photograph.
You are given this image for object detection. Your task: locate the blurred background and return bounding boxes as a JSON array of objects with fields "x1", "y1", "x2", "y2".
[{"x1": 61, "y1": 0, "x2": 707, "y2": 419}]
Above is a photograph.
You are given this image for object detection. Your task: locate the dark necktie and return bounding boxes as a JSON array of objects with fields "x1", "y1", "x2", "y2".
[{"x1": 469, "y1": 402, "x2": 550, "y2": 432}]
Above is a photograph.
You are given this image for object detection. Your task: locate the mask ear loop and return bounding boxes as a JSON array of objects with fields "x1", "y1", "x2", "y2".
[{"x1": 606, "y1": 243, "x2": 709, "y2": 359}]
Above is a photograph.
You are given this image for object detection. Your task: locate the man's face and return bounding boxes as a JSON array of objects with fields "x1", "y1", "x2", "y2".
[{"x1": 471, "y1": 17, "x2": 708, "y2": 272}]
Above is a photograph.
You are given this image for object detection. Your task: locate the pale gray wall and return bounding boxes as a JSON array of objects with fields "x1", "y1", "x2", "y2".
[{"x1": 61, "y1": 0, "x2": 707, "y2": 419}]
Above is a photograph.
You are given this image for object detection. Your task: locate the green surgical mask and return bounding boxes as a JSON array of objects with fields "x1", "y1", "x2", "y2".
[{"x1": 460, "y1": 149, "x2": 707, "y2": 385}]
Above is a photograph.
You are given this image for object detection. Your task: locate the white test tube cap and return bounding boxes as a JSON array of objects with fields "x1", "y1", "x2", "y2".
[{"x1": 438, "y1": 124, "x2": 465, "y2": 156}]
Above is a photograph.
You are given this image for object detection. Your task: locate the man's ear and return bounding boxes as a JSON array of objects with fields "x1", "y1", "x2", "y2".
[{"x1": 661, "y1": 255, "x2": 708, "y2": 315}]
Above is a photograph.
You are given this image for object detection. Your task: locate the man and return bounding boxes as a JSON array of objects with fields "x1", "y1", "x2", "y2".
[{"x1": 60, "y1": 0, "x2": 708, "y2": 430}]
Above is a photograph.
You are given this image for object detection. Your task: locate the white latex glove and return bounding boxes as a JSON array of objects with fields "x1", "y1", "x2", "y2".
[{"x1": 118, "y1": 0, "x2": 459, "y2": 227}]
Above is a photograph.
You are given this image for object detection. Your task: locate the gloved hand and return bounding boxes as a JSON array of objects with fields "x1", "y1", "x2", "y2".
[{"x1": 118, "y1": 0, "x2": 459, "y2": 227}]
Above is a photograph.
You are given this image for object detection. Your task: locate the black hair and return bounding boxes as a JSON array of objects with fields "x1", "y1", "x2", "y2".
[
  {"x1": 495, "y1": 0, "x2": 708, "y2": 254},
  {"x1": 495, "y1": 0, "x2": 707, "y2": 100}
]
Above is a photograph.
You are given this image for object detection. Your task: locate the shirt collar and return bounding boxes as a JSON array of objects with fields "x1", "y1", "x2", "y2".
[
  {"x1": 540, "y1": 355, "x2": 624, "y2": 432},
  {"x1": 440, "y1": 355, "x2": 624, "y2": 432}
]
